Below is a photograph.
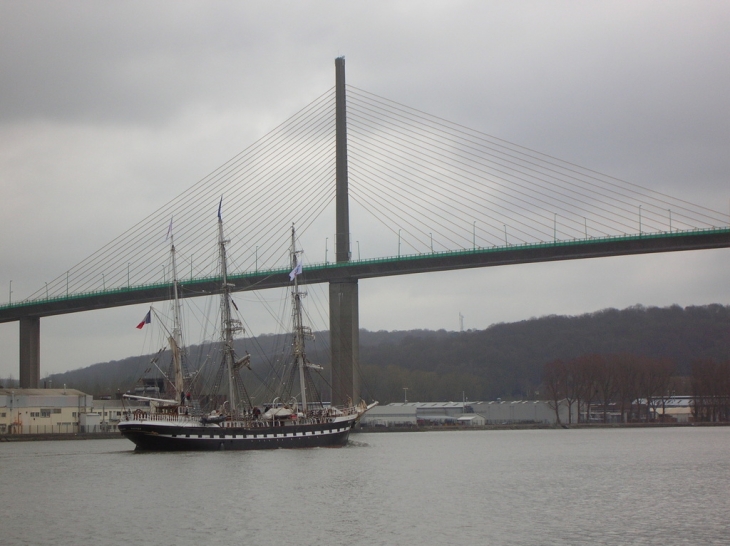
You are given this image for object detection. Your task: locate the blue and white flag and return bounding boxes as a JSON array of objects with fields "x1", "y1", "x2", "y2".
[{"x1": 289, "y1": 259, "x2": 303, "y2": 281}]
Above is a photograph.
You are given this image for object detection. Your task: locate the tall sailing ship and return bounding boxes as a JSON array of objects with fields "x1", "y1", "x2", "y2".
[{"x1": 118, "y1": 209, "x2": 375, "y2": 451}]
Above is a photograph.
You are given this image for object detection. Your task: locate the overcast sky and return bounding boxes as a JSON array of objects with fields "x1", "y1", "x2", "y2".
[{"x1": 1, "y1": 1, "x2": 729, "y2": 379}]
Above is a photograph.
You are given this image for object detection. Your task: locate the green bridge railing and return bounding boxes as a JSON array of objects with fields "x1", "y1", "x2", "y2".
[{"x1": 2, "y1": 226, "x2": 729, "y2": 313}]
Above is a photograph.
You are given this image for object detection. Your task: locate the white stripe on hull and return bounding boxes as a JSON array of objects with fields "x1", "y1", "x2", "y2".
[{"x1": 119, "y1": 417, "x2": 357, "y2": 451}]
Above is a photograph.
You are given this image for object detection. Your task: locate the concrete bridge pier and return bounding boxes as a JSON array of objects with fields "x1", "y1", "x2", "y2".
[
  {"x1": 329, "y1": 280, "x2": 360, "y2": 406},
  {"x1": 19, "y1": 316, "x2": 40, "y2": 388}
]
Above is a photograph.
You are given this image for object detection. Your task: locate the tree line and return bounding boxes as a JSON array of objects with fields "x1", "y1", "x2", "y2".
[
  {"x1": 543, "y1": 354, "x2": 730, "y2": 424},
  {"x1": 35, "y1": 304, "x2": 730, "y2": 406},
  {"x1": 542, "y1": 354, "x2": 675, "y2": 424},
  {"x1": 691, "y1": 359, "x2": 730, "y2": 422}
]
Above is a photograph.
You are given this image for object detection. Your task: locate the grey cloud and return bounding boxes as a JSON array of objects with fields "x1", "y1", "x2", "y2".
[{"x1": 1, "y1": 1, "x2": 729, "y2": 376}]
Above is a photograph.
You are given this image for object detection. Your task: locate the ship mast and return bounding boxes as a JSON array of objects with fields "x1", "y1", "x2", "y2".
[
  {"x1": 217, "y1": 202, "x2": 241, "y2": 415},
  {"x1": 169, "y1": 228, "x2": 185, "y2": 405},
  {"x1": 291, "y1": 226, "x2": 310, "y2": 413}
]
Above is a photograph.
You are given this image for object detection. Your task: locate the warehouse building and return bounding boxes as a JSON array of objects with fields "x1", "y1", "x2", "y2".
[
  {"x1": 636, "y1": 396, "x2": 694, "y2": 423},
  {"x1": 0, "y1": 388, "x2": 94, "y2": 434},
  {"x1": 456, "y1": 414, "x2": 486, "y2": 426},
  {"x1": 360, "y1": 400, "x2": 576, "y2": 428},
  {"x1": 469, "y1": 400, "x2": 576, "y2": 424},
  {"x1": 360, "y1": 404, "x2": 417, "y2": 427}
]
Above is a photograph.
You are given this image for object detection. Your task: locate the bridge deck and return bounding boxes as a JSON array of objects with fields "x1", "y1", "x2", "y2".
[{"x1": 1, "y1": 228, "x2": 729, "y2": 323}]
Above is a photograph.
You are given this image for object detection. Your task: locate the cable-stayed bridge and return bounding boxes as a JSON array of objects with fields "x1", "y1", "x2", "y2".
[{"x1": 3, "y1": 58, "x2": 729, "y2": 397}]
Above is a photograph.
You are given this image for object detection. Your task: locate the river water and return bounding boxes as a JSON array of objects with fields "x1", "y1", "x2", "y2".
[{"x1": 1, "y1": 427, "x2": 728, "y2": 546}]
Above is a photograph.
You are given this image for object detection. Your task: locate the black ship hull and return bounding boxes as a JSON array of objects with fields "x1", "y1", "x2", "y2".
[{"x1": 119, "y1": 418, "x2": 356, "y2": 451}]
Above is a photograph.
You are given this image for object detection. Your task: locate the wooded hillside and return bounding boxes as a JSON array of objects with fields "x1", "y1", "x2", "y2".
[{"x1": 40, "y1": 304, "x2": 730, "y2": 404}]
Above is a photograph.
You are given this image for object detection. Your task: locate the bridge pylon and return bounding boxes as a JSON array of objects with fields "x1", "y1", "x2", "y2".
[{"x1": 330, "y1": 56, "x2": 360, "y2": 406}]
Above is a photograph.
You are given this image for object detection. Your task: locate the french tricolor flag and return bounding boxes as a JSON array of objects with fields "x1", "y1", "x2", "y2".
[{"x1": 136, "y1": 310, "x2": 151, "y2": 329}]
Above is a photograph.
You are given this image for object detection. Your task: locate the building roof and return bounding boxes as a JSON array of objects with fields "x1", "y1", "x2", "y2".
[
  {"x1": 366, "y1": 405, "x2": 417, "y2": 416},
  {"x1": 388, "y1": 402, "x2": 469, "y2": 408},
  {"x1": 0, "y1": 388, "x2": 88, "y2": 396},
  {"x1": 418, "y1": 414, "x2": 457, "y2": 421},
  {"x1": 0, "y1": 388, "x2": 93, "y2": 409},
  {"x1": 456, "y1": 415, "x2": 483, "y2": 421}
]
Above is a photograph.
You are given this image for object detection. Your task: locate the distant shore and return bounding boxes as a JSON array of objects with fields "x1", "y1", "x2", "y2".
[{"x1": 356, "y1": 421, "x2": 730, "y2": 433}]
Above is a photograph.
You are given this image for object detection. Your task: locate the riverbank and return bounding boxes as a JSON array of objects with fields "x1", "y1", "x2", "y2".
[
  {"x1": 356, "y1": 421, "x2": 730, "y2": 433},
  {"x1": 2, "y1": 421, "x2": 727, "y2": 442},
  {"x1": 0, "y1": 432, "x2": 122, "y2": 442}
]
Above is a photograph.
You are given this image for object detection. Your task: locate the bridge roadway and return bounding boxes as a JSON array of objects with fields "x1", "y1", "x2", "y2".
[{"x1": 2, "y1": 227, "x2": 729, "y2": 323}]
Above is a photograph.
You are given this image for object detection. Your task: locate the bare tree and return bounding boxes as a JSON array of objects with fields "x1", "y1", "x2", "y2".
[
  {"x1": 594, "y1": 354, "x2": 619, "y2": 423},
  {"x1": 639, "y1": 356, "x2": 675, "y2": 421},
  {"x1": 563, "y1": 357, "x2": 589, "y2": 425},
  {"x1": 691, "y1": 359, "x2": 730, "y2": 422},
  {"x1": 543, "y1": 359, "x2": 566, "y2": 425},
  {"x1": 576, "y1": 354, "x2": 602, "y2": 423},
  {"x1": 614, "y1": 354, "x2": 640, "y2": 423}
]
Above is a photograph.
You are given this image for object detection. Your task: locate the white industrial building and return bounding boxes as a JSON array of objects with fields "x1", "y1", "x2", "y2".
[
  {"x1": 0, "y1": 388, "x2": 94, "y2": 434},
  {"x1": 92, "y1": 399, "x2": 127, "y2": 430},
  {"x1": 360, "y1": 404, "x2": 417, "y2": 427},
  {"x1": 456, "y1": 414, "x2": 486, "y2": 426},
  {"x1": 636, "y1": 396, "x2": 694, "y2": 423},
  {"x1": 469, "y1": 400, "x2": 577, "y2": 424},
  {"x1": 360, "y1": 400, "x2": 576, "y2": 428},
  {"x1": 0, "y1": 389, "x2": 132, "y2": 434}
]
